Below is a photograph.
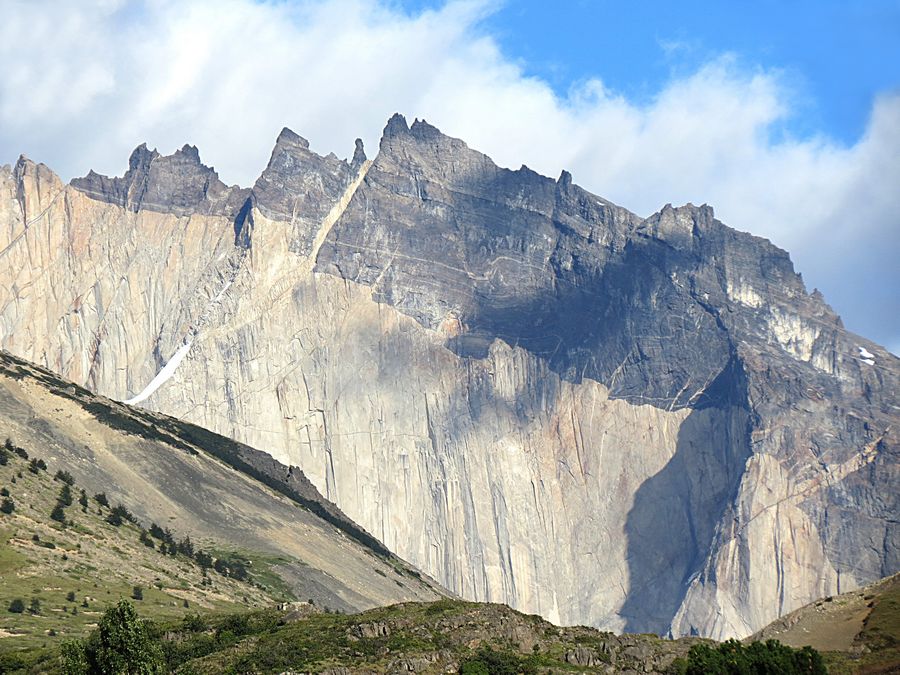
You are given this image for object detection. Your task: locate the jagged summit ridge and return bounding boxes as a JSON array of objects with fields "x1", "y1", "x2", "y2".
[{"x1": 69, "y1": 141, "x2": 248, "y2": 216}]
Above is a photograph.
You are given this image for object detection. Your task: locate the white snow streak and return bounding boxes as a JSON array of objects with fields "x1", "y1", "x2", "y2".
[
  {"x1": 124, "y1": 340, "x2": 193, "y2": 405},
  {"x1": 858, "y1": 346, "x2": 875, "y2": 360}
]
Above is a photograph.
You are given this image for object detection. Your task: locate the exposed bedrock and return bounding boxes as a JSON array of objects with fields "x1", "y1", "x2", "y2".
[{"x1": 0, "y1": 115, "x2": 896, "y2": 639}]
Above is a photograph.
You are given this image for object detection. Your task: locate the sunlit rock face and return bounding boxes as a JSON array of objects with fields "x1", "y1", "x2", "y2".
[{"x1": 1, "y1": 114, "x2": 897, "y2": 639}]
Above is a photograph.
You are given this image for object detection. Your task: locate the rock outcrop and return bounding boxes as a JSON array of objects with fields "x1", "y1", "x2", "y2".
[{"x1": 0, "y1": 115, "x2": 896, "y2": 639}]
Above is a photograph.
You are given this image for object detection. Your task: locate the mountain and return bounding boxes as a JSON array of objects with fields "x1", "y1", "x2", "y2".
[
  {"x1": 0, "y1": 347, "x2": 442, "y2": 649},
  {"x1": 0, "y1": 114, "x2": 897, "y2": 639}
]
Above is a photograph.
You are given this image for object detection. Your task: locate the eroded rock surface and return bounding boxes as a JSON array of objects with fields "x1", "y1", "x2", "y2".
[{"x1": 0, "y1": 115, "x2": 896, "y2": 639}]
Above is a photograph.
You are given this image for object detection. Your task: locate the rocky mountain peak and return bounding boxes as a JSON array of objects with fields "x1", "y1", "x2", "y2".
[
  {"x1": 70, "y1": 142, "x2": 247, "y2": 217},
  {"x1": 382, "y1": 111, "x2": 410, "y2": 139},
  {"x1": 351, "y1": 137, "x2": 367, "y2": 170},
  {"x1": 274, "y1": 126, "x2": 310, "y2": 151}
]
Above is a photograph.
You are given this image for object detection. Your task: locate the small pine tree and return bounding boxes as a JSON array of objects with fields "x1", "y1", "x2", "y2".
[
  {"x1": 59, "y1": 484, "x2": 74, "y2": 506},
  {"x1": 54, "y1": 470, "x2": 75, "y2": 485},
  {"x1": 94, "y1": 492, "x2": 109, "y2": 508},
  {"x1": 0, "y1": 487, "x2": 9, "y2": 496},
  {"x1": 79, "y1": 489, "x2": 88, "y2": 511},
  {"x1": 67, "y1": 591, "x2": 76, "y2": 602},
  {"x1": 29, "y1": 598, "x2": 41, "y2": 615},
  {"x1": 28, "y1": 458, "x2": 41, "y2": 474},
  {"x1": 0, "y1": 450, "x2": 7, "y2": 466},
  {"x1": 139, "y1": 530, "x2": 155, "y2": 549},
  {"x1": 8, "y1": 598, "x2": 25, "y2": 613},
  {"x1": 177, "y1": 536, "x2": 194, "y2": 558},
  {"x1": 51, "y1": 503, "x2": 67, "y2": 522},
  {"x1": 194, "y1": 550, "x2": 213, "y2": 570},
  {"x1": 131, "y1": 586, "x2": 143, "y2": 601},
  {"x1": 0, "y1": 498, "x2": 14, "y2": 515}
]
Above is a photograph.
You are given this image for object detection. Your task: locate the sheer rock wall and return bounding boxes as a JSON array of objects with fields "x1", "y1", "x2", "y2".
[{"x1": 0, "y1": 116, "x2": 896, "y2": 638}]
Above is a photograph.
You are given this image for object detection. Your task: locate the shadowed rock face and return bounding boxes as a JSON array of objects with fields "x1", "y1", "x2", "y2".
[
  {"x1": 1, "y1": 114, "x2": 897, "y2": 640},
  {"x1": 71, "y1": 143, "x2": 249, "y2": 216}
]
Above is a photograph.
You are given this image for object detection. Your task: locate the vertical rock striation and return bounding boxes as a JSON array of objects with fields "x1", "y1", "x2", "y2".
[{"x1": 0, "y1": 115, "x2": 896, "y2": 639}]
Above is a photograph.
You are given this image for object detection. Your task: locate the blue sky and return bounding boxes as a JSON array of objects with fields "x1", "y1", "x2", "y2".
[
  {"x1": 478, "y1": 0, "x2": 900, "y2": 142},
  {"x1": 402, "y1": 0, "x2": 900, "y2": 145},
  {"x1": 1, "y1": 0, "x2": 898, "y2": 351}
]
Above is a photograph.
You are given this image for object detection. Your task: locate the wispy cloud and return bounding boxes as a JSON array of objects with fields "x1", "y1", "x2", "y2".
[{"x1": 1, "y1": 0, "x2": 897, "y2": 351}]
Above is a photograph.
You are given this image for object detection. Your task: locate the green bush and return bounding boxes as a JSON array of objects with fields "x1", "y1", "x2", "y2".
[
  {"x1": 8, "y1": 598, "x2": 25, "y2": 613},
  {"x1": 682, "y1": 638, "x2": 826, "y2": 674},
  {"x1": 459, "y1": 646, "x2": 537, "y2": 675},
  {"x1": 62, "y1": 599, "x2": 163, "y2": 674},
  {"x1": 94, "y1": 492, "x2": 109, "y2": 507},
  {"x1": 59, "y1": 484, "x2": 74, "y2": 506},
  {"x1": 51, "y1": 502, "x2": 67, "y2": 522},
  {"x1": 55, "y1": 469, "x2": 76, "y2": 485},
  {"x1": 0, "y1": 497, "x2": 14, "y2": 514}
]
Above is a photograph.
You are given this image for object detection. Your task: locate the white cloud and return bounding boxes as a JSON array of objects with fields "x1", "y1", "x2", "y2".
[{"x1": 1, "y1": 0, "x2": 897, "y2": 352}]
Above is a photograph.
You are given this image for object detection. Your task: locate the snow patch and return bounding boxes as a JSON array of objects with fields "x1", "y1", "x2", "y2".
[
  {"x1": 858, "y1": 346, "x2": 875, "y2": 360},
  {"x1": 124, "y1": 340, "x2": 193, "y2": 405}
]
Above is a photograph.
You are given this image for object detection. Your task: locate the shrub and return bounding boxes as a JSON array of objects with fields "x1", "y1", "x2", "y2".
[
  {"x1": 0, "y1": 451, "x2": 7, "y2": 466},
  {"x1": 28, "y1": 598, "x2": 41, "y2": 615},
  {"x1": 59, "y1": 484, "x2": 74, "y2": 506},
  {"x1": 79, "y1": 489, "x2": 88, "y2": 510},
  {"x1": 51, "y1": 503, "x2": 67, "y2": 522},
  {"x1": 67, "y1": 591, "x2": 76, "y2": 602},
  {"x1": 107, "y1": 504, "x2": 135, "y2": 526},
  {"x1": 459, "y1": 646, "x2": 537, "y2": 675},
  {"x1": 55, "y1": 470, "x2": 75, "y2": 485},
  {"x1": 176, "y1": 536, "x2": 194, "y2": 558},
  {"x1": 194, "y1": 550, "x2": 213, "y2": 569},
  {"x1": 0, "y1": 487, "x2": 8, "y2": 496},
  {"x1": 132, "y1": 586, "x2": 143, "y2": 600},
  {"x1": 61, "y1": 600, "x2": 163, "y2": 674},
  {"x1": 94, "y1": 492, "x2": 109, "y2": 508},
  {"x1": 683, "y1": 639, "x2": 826, "y2": 674},
  {"x1": 0, "y1": 498, "x2": 14, "y2": 515},
  {"x1": 28, "y1": 458, "x2": 41, "y2": 474},
  {"x1": 140, "y1": 530, "x2": 155, "y2": 549},
  {"x1": 8, "y1": 598, "x2": 25, "y2": 613}
]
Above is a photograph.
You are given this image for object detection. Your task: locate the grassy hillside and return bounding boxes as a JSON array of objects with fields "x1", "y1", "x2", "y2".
[
  {"x1": 0, "y1": 349, "x2": 442, "y2": 621},
  {"x1": 5, "y1": 596, "x2": 837, "y2": 674},
  {"x1": 753, "y1": 573, "x2": 899, "y2": 674},
  {"x1": 0, "y1": 438, "x2": 283, "y2": 667}
]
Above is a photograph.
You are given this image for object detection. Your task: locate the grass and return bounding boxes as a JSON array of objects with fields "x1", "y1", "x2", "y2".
[
  {"x1": 821, "y1": 576, "x2": 900, "y2": 674},
  {"x1": 0, "y1": 443, "x2": 282, "y2": 663}
]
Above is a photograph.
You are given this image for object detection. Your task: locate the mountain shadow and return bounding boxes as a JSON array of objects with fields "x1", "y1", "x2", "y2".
[{"x1": 620, "y1": 359, "x2": 752, "y2": 635}]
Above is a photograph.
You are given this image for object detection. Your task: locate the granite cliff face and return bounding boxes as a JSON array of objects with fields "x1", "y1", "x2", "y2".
[{"x1": 0, "y1": 114, "x2": 897, "y2": 639}]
